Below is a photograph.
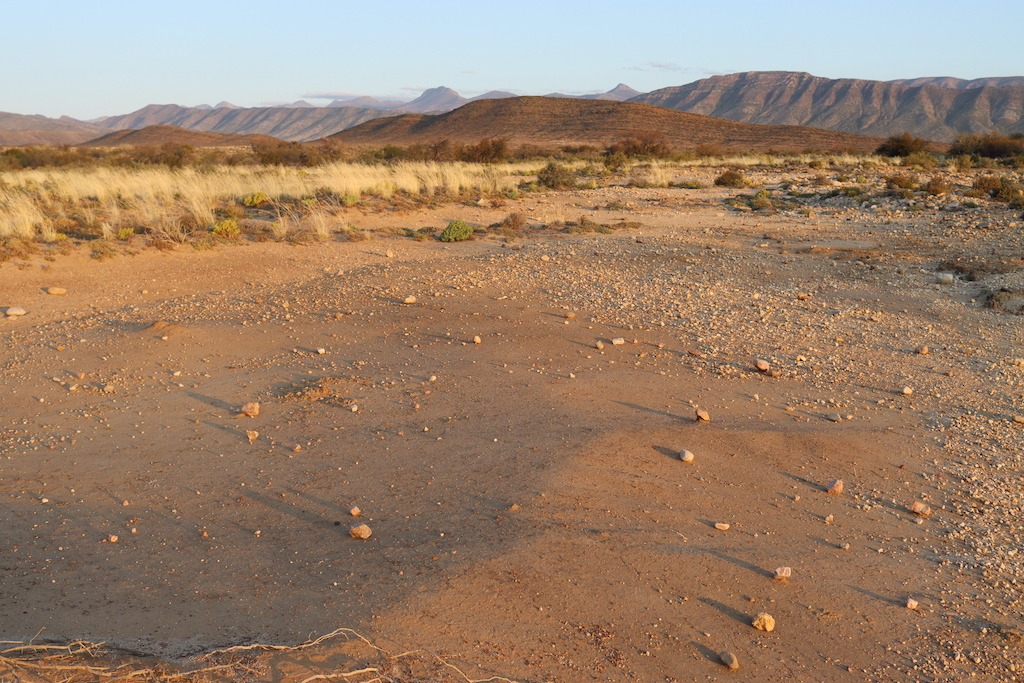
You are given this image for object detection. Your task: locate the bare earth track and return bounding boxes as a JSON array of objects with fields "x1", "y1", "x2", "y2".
[{"x1": 1, "y1": 177, "x2": 1023, "y2": 682}]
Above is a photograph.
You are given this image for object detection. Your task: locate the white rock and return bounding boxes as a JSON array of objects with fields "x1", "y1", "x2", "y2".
[
  {"x1": 5, "y1": 307, "x2": 27, "y2": 316},
  {"x1": 695, "y1": 409, "x2": 710, "y2": 422},
  {"x1": 755, "y1": 359, "x2": 771, "y2": 372},
  {"x1": 611, "y1": 337, "x2": 626, "y2": 345},
  {"x1": 714, "y1": 522, "x2": 730, "y2": 531},
  {"x1": 403, "y1": 296, "x2": 417, "y2": 305},
  {"x1": 680, "y1": 449, "x2": 695, "y2": 463},
  {"x1": 901, "y1": 386, "x2": 914, "y2": 396},
  {"x1": 473, "y1": 336, "x2": 482, "y2": 344},
  {"x1": 774, "y1": 566, "x2": 792, "y2": 580},
  {"x1": 936, "y1": 273, "x2": 954, "y2": 285},
  {"x1": 350, "y1": 524, "x2": 372, "y2": 539},
  {"x1": 827, "y1": 479, "x2": 843, "y2": 495},
  {"x1": 241, "y1": 401, "x2": 260, "y2": 417},
  {"x1": 906, "y1": 598, "x2": 918, "y2": 610},
  {"x1": 46, "y1": 287, "x2": 67, "y2": 296}
]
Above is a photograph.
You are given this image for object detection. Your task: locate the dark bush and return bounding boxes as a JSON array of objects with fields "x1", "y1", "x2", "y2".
[
  {"x1": 949, "y1": 132, "x2": 1024, "y2": 159},
  {"x1": 606, "y1": 131, "x2": 672, "y2": 159},
  {"x1": 876, "y1": 132, "x2": 930, "y2": 157},
  {"x1": 973, "y1": 175, "x2": 1003, "y2": 194}
]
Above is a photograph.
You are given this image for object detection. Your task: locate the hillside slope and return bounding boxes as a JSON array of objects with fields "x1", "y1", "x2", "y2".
[
  {"x1": 80, "y1": 125, "x2": 282, "y2": 147},
  {"x1": 631, "y1": 72, "x2": 1024, "y2": 141},
  {"x1": 328, "y1": 96, "x2": 884, "y2": 152}
]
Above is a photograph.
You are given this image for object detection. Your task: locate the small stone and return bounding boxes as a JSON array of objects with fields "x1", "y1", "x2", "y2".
[
  {"x1": 350, "y1": 404, "x2": 358, "y2": 412},
  {"x1": 1013, "y1": 416, "x2": 1024, "y2": 424},
  {"x1": 679, "y1": 449, "x2": 695, "y2": 463},
  {"x1": 317, "y1": 347, "x2": 326, "y2": 355},
  {"x1": 4, "y1": 307, "x2": 27, "y2": 316},
  {"x1": 106, "y1": 534, "x2": 119, "y2": 543},
  {"x1": 611, "y1": 337, "x2": 626, "y2": 345},
  {"x1": 241, "y1": 401, "x2": 260, "y2": 417},
  {"x1": 714, "y1": 522, "x2": 730, "y2": 531},
  {"x1": 827, "y1": 479, "x2": 843, "y2": 495},
  {"x1": 509, "y1": 503, "x2": 521, "y2": 511},
  {"x1": 901, "y1": 386, "x2": 913, "y2": 396},
  {"x1": 201, "y1": 530, "x2": 209, "y2": 538},
  {"x1": 840, "y1": 542, "x2": 850, "y2": 550},
  {"x1": 565, "y1": 312, "x2": 576, "y2": 320},
  {"x1": 752, "y1": 613, "x2": 776, "y2": 632},
  {"x1": 540, "y1": 255, "x2": 550, "y2": 262},
  {"x1": 825, "y1": 514, "x2": 834, "y2": 524},
  {"x1": 40, "y1": 498, "x2": 49, "y2": 503},
  {"x1": 46, "y1": 287, "x2": 67, "y2": 296},
  {"x1": 909, "y1": 501, "x2": 931, "y2": 517},
  {"x1": 915, "y1": 345, "x2": 929, "y2": 355},
  {"x1": 246, "y1": 430, "x2": 259, "y2": 444},
  {"x1": 473, "y1": 335, "x2": 482, "y2": 344},
  {"x1": 386, "y1": 249, "x2": 395, "y2": 258},
  {"x1": 719, "y1": 651, "x2": 739, "y2": 670},
  {"x1": 102, "y1": 384, "x2": 115, "y2": 393},
  {"x1": 774, "y1": 566, "x2": 792, "y2": 580},
  {"x1": 348, "y1": 506, "x2": 362, "y2": 517},
  {"x1": 595, "y1": 341, "x2": 604, "y2": 350},
  {"x1": 906, "y1": 598, "x2": 918, "y2": 610},
  {"x1": 936, "y1": 273, "x2": 954, "y2": 285},
  {"x1": 695, "y1": 409, "x2": 710, "y2": 422},
  {"x1": 350, "y1": 524, "x2": 372, "y2": 539},
  {"x1": 403, "y1": 296, "x2": 417, "y2": 305},
  {"x1": 122, "y1": 500, "x2": 130, "y2": 507},
  {"x1": 755, "y1": 359, "x2": 771, "y2": 372}
]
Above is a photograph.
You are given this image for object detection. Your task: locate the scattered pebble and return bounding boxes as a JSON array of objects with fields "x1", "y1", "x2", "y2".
[
  {"x1": 915, "y1": 345, "x2": 929, "y2": 355},
  {"x1": 540, "y1": 255, "x2": 550, "y2": 262},
  {"x1": 350, "y1": 524, "x2": 372, "y2": 539},
  {"x1": 906, "y1": 598, "x2": 919, "y2": 610},
  {"x1": 246, "y1": 430, "x2": 259, "y2": 444},
  {"x1": 679, "y1": 449, "x2": 695, "y2": 463},
  {"x1": 349, "y1": 506, "x2": 361, "y2": 516},
  {"x1": 106, "y1": 534, "x2": 119, "y2": 543},
  {"x1": 595, "y1": 341, "x2": 604, "y2": 350},
  {"x1": 901, "y1": 386, "x2": 914, "y2": 396},
  {"x1": 714, "y1": 522, "x2": 730, "y2": 531},
  {"x1": 755, "y1": 359, "x2": 771, "y2": 372},
  {"x1": 719, "y1": 651, "x2": 739, "y2": 670},
  {"x1": 102, "y1": 384, "x2": 115, "y2": 393},
  {"x1": 473, "y1": 335, "x2": 482, "y2": 344},
  {"x1": 827, "y1": 479, "x2": 844, "y2": 495},
  {"x1": 46, "y1": 287, "x2": 67, "y2": 296},
  {"x1": 936, "y1": 273, "x2": 955, "y2": 285},
  {"x1": 4, "y1": 307, "x2": 27, "y2": 316},
  {"x1": 317, "y1": 347, "x2": 326, "y2": 354},
  {"x1": 403, "y1": 296, "x2": 417, "y2": 305},
  {"x1": 774, "y1": 566, "x2": 792, "y2": 580},
  {"x1": 241, "y1": 402, "x2": 260, "y2": 417},
  {"x1": 695, "y1": 408, "x2": 710, "y2": 422},
  {"x1": 611, "y1": 337, "x2": 626, "y2": 345},
  {"x1": 752, "y1": 613, "x2": 776, "y2": 632}
]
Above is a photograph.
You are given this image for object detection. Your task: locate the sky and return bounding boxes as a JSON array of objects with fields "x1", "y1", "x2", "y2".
[{"x1": 4, "y1": 0, "x2": 1024, "y2": 120}]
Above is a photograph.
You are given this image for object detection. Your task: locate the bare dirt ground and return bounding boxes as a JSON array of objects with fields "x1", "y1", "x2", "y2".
[{"x1": 2, "y1": 171, "x2": 1024, "y2": 682}]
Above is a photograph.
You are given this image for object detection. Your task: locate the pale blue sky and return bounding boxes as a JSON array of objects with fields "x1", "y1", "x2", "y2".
[{"x1": 5, "y1": 0, "x2": 1023, "y2": 119}]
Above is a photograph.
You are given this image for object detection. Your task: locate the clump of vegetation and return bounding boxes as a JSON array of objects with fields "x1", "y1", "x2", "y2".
[
  {"x1": 606, "y1": 131, "x2": 673, "y2": 159},
  {"x1": 922, "y1": 175, "x2": 952, "y2": 196},
  {"x1": 902, "y1": 151, "x2": 937, "y2": 170},
  {"x1": 714, "y1": 169, "x2": 746, "y2": 188},
  {"x1": 876, "y1": 132, "x2": 930, "y2": 157},
  {"x1": 949, "y1": 132, "x2": 1024, "y2": 159},
  {"x1": 212, "y1": 218, "x2": 241, "y2": 239},
  {"x1": 243, "y1": 192, "x2": 271, "y2": 208},
  {"x1": 439, "y1": 219, "x2": 473, "y2": 242},
  {"x1": 536, "y1": 162, "x2": 576, "y2": 190},
  {"x1": 885, "y1": 173, "x2": 918, "y2": 190}
]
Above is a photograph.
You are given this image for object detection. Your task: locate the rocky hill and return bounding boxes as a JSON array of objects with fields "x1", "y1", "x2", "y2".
[
  {"x1": 80, "y1": 125, "x2": 282, "y2": 147},
  {"x1": 630, "y1": 71, "x2": 1024, "y2": 141}
]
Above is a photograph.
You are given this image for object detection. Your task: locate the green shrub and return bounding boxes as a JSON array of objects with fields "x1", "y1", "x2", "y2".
[
  {"x1": 876, "y1": 132, "x2": 929, "y2": 157},
  {"x1": 243, "y1": 192, "x2": 270, "y2": 207},
  {"x1": 714, "y1": 169, "x2": 746, "y2": 187},
  {"x1": 212, "y1": 218, "x2": 241, "y2": 239},
  {"x1": 537, "y1": 162, "x2": 577, "y2": 190},
  {"x1": 116, "y1": 227, "x2": 135, "y2": 241},
  {"x1": 439, "y1": 220, "x2": 473, "y2": 242},
  {"x1": 903, "y1": 151, "x2": 937, "y2": 170}
]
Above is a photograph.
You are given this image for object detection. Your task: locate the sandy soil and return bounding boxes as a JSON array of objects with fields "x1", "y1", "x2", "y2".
[{"x1": 2, "y1": 175, "x2": 1023, "y2": 682}]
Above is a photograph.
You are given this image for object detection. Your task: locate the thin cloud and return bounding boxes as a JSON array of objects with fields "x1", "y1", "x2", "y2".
[
  {"x1": 626, "y1": 62, "x2": 722, "y2": 74},
  {"x1": 302, "y1": 91, "x2": 361, "y2": 99}
]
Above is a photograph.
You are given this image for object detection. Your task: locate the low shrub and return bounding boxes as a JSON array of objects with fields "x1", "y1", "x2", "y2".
[
  {"x1": 876, "y1": 132, "x2": 930, "y2": 157},
  {"x1": 537, "y1": 162, "x2": 576, "y2": 190},
  {"x1": 714, "y1": 169, "x2": 746, "y2": 187},
  {"x1": 243, "y1": 192, "x2": 271, "y2": 208},
  {"x1": 922, "y1": 175, "x2": 952, "y2": 196},
  {"x1": 439, "y1": 220, "x2": 473, "y2": 242},
  {"x1": 212, "y1": 218, "x2": 241, "y2": 239},
  {"x1": 903, "y1": 152, "x2": 937, "y2": 170},
  {"x1": 949, "y1": 132, "x2": 1024, "y2": 159},
  {"x1": 886, "y1": 173, "x2": 918, "y2": 190}
]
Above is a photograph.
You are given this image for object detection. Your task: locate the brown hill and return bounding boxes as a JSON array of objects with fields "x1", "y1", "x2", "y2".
[
  {"x1": 81, "y1": 125, "x2": 282, "y2": 148},
  {"x1": 631, "y1": 71, "x2": 1024, "y2": 141},
  {"x1": 0, "y1": 130, "x2": 99, "y2": 146},
  {"x1": 327, "y1": 97, "x2": 885, "y2": 152}
]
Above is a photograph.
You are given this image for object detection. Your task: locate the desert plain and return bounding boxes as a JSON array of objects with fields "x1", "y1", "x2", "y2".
[{"x1": 2, "y1": 162, "x2": 1024, "y2": 683}]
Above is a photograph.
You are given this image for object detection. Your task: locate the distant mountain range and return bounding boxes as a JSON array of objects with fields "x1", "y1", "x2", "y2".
[
  {"x1": 631, "y1": 72, "x2": 1024, "y2": 141},
  {"x1": 328, "y1": 97, "x2": 883, "y2": 153},
  {"x1": 2, "y1": 73, "x2": 1023, "y2": 147}
]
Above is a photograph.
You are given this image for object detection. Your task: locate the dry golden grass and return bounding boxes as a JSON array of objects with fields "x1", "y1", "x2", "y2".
[{"x1": 0, "y1": 162, "x2": 533, "y2": 240}]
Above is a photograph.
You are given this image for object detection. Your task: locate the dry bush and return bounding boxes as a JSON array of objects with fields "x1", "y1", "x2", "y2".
[
  {"x1": 876, "y1": 132, "x2": 930, "y2": 157},
  {"x1": 922, "y1": 175, "x2": 952, "y2": 196},
  {"x1": 628, "y1": 164, "x2": 671, "y2": 188},
  {"x1": 714, "y1": 169, "x2": 746, "y2": 187}
]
